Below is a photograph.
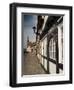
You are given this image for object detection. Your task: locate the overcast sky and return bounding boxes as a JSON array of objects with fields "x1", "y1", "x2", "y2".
[{"x1": 22, "y1": 14, "x2": 37, "y2": 49}]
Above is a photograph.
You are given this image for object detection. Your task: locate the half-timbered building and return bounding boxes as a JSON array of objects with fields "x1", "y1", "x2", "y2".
[{"x1": 36, "y1": 15, "x2": 63, "y2": 74}]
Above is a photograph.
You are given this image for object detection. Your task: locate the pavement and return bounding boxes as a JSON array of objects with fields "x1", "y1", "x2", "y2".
[{"x1": 22, "y1": 52, "x2": 46, "y2": 75}]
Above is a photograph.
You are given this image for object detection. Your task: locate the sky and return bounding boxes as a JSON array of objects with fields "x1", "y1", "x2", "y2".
[{"x1": 22, "y1": 14, "x2": 37, "y2": 49}]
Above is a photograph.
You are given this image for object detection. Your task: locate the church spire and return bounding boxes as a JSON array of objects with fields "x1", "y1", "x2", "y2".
[{"x1": 27, "y1": 36, "x2": 29, "y2": 47}]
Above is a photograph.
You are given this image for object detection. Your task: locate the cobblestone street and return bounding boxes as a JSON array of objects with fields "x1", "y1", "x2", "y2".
[{"x1": 22, "y1": 52, "x2": 46, "y2": 75}]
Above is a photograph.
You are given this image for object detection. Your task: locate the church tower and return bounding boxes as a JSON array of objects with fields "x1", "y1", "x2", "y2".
[{"x1": 27, "y1": 36, "x2": 29, "y2": 47}]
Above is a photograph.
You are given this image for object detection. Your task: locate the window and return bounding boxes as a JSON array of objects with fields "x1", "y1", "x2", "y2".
[{"x1": 49, "y1": 38, "x2": 56, "y2": 60}]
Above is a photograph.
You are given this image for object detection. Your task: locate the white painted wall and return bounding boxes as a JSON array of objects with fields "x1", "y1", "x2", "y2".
[
  {"x1": 58, "y1": 22, "x2": 63, "y2": 73},
  {"x1": 42, "y1": 16, "x2": 48, "y2": 30},
  {"x1": 49, "y1": 62, "x2": 56, "y2": 74},
  {"x1": 0, "y1": 0, "x2": 74, "y2": 89},
  {"x1": 58, "y1": 23, "x2": 63, "y2": 64}
]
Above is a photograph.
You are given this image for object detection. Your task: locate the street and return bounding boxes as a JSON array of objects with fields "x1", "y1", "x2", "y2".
[{"x1": 22, "y1": 52, "x2": 46, "y2": 75}]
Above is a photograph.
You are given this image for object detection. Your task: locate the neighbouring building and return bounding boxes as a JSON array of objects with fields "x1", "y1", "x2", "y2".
[
  {"x1": 36, "y1": 15, "x2": 63, "y2": 74},
  {"x1": 26, "y1": 36, "x2": 36, "y2": 53},
  {"x1": 26, "y1": 36, "x2": 32, "y2": 52}
]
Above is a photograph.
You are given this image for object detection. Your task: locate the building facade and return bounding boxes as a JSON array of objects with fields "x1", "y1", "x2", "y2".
[{"x1": 36, "y1": 15, "x2": 63, "y2": 74}]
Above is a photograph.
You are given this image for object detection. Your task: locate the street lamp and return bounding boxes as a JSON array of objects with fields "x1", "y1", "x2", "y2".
[
  {"x1": 32, "y1": 26, "x2": 40, "y2": 36},
  {"x1": 32, "y1": 26, "x2": 36, "y2": 34}
]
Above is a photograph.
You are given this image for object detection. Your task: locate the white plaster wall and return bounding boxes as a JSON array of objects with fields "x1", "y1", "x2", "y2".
[
  {"x1": 49, "y1": 62, "x2": 56, "y2": 74},
  {"x1": 44, "y1": 59, "x2": 47, "y2": 70}
]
